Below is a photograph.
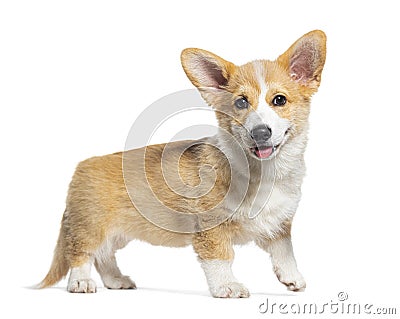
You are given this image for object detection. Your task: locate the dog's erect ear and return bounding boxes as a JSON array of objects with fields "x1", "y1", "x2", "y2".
[
  {"x1": 181, "y1": 48, "x2": 236, "y2": 89},
  {"x1": 277, "y1": 30, "x2": 326, "y2": 89}
]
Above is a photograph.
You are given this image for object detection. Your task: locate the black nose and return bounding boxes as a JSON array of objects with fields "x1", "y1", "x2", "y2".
[{"x1": 250, "y1": 124, "x2": 272, "y2": 143}]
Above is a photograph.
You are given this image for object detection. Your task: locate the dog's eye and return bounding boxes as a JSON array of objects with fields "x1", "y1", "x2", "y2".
[
  {"x1": 234, "y1": 97, "x2": 249, "y2": 109},
  {"x1": 272, "y1": 95, "x2": 287, "y2": 107}
]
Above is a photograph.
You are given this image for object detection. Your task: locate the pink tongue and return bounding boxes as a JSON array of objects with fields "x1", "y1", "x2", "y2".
[{"x1": 256, "y1": 147, "x2": 273, "y2": 159}]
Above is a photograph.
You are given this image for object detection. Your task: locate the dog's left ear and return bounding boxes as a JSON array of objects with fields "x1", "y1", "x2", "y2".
[
  {"x1": 277, "y1": 30, "x2": 326, "y2": 89},
  {"x1": 180, "y1": 48, "x2": 236, "y2": 90}
]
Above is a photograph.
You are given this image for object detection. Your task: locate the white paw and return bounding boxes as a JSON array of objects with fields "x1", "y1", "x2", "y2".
[
  {"x1": 211, "y1": 282, "x2": 250, "y2": 298},
  {"x1": 103, "y1": 276, "x2": 136, "y2": 289},
  {"x1": 68, "y1": 279, "x2": 97, "y2": 293},
  {"x1": 275, "y1": 268, "x2": 306, "y2": 291}
]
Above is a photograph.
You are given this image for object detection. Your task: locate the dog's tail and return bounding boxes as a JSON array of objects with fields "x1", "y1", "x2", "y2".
[{"x1": 38, "y1": 215, "x2": 69, "y2": 288}]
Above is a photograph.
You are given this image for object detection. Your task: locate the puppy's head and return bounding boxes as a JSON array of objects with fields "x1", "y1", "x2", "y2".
[{"x1": 181, "y1": 30, "x2": 326, "y2": 161}]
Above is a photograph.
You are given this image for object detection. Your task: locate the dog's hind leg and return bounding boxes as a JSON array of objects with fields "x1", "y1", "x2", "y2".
[
  {"x1": 65, "y1": 232, "x2": 100, "y2": 293},
  {"x1": 43, "y1": 209, "x2": 100, "y2": 293},
  {"x1": 68, "y1": 259, "x2": 97, "y2": 293},
  {"x1": 94, "y1": 235, "x2": 136, "y2": 289}
]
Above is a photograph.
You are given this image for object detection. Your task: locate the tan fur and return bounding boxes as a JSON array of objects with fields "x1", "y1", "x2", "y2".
[
  {"x1": 40, "y1": 30, "x2": 326, "y2": 292},
  {"x1": 39, "y1": 143, "x2": 231, "y2": 287},
  {"x1": 39, "y1": 220, "x2": 69, "y2": 287},
  {"x1": 193, "y1": 222, "x2": 241, "y2": 260}
]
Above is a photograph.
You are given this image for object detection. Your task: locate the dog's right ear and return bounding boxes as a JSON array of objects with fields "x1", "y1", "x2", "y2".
[{"x1": 180, "y1": 48, "x2": 236, "y2": 90}]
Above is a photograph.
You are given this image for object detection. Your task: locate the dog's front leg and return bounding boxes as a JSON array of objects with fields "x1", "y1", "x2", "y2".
[
  {"x1": 193, "y1": 224, "x2": 249, "y2": 298},
  {"x1": 257, "y1": 235, "x2": 306, "y2": 291}
]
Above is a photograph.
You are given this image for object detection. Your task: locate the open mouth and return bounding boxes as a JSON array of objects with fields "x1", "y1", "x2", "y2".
[{"x1": 250, "y1": 144, "x2": 280, "y2": 160}]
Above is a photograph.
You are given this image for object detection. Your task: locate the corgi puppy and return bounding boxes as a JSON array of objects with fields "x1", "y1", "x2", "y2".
[{"x1": 39, "y1": 30, "x2": 326, "y2": 297}]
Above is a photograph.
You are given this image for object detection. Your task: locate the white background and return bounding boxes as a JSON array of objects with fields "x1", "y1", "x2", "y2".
[{"x1": 1, "y1": 1, "x2": 399, "y2": 318}]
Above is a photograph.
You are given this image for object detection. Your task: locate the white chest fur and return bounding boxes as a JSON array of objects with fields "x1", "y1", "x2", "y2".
[
  {"x1": 230, "y1": 175, "x2": 302, "y2": 240},
  {"x1": 216, "y1": 130, "x2": 307, "y2": 241}
]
